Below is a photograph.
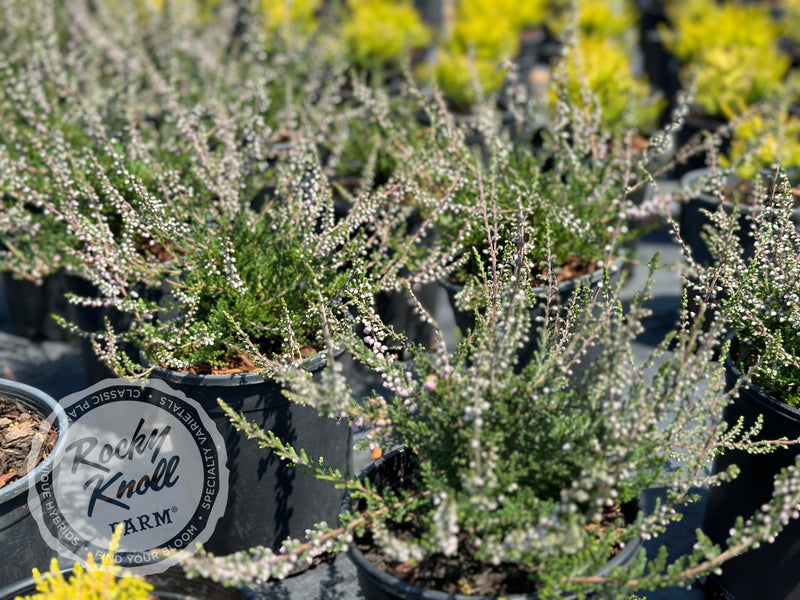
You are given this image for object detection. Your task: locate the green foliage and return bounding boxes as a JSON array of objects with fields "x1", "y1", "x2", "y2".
[
  {"x1": 398, "y1": 75, "x2": 657, "y2": 320},
  {"x1": 135, "y1": 0, "x2": 222, "y2": 25},
  {"x1": 426, "y1": 45, "x2": 509, "y2": 109},
  {"x1": 495, "y1": 0, "x2": 552, "y2": 30},
  {"x1": 690, "y1": 44, "x2": 789, "y2": 120},
  {"x1": 260, "y1": 0, "x2": 322, "y2": 46},
  {"x1": 185, "y1": 221, "x2": 800, "y2": 596},
  {"x1": 549, "y1": 0, "x2": 637, "y2": 39},
  {"x1": 662, "y1": 0, "x2": 778, "y2": 63},
  {"x1": 9, "y1": 2, "x2": 800, "y2": 596},
  {"x1": 778, "y1": 0, "x2": 800, "y2": 44}
]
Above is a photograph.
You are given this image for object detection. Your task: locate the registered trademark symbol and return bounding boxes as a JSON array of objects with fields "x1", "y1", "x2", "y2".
[{"x1": 29, "y1": 378, "x2": 229, "y2": 574}]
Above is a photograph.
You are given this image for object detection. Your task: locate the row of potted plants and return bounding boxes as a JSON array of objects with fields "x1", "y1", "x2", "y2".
[{"x1": 2, "y1": 0, "x2": 800, "y2": 598}]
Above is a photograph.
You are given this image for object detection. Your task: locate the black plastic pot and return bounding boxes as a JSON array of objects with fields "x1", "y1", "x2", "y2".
[
  {"x1": 702, "y1": 346, "x2": 800, "y2": 599},
  {"x1": 342, "y1": 449, "x2": 643, "y2": 600},
  {"x1": 0, "y1": 379, "x2": 69, "y2": 589},
  {"x1": 1, "y1": 270, "x2": 95, "y2": 342},
  {"x1": 672, "y1": 111, "x2": 730, "y2": 179},
  {"x1": 78, "y1": 280, "x2": 168, "y2": 384},
  {"x1": 640, "y1": 30, "x2": 680, "y2": 121},
  {"x1": 146, "y1": 353, "x2": 353, "y2": 557},
  {"x1": 679, "y1": 168, "x2": 800, "y2": 267},
  {"x1": 0, "y1": 566, "x2": 255, "y2": 600},
  {"x1": 635, "y1": 0, "x2": 680, "y2": 122}
]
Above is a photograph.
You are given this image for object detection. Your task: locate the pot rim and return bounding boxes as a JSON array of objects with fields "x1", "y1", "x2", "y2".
[
  {"x1": 341, "y1": 448, "x2": 644, "y2": 600},
  {"x1": 681, "y1": 167, "x2": 800, "y2": 212},
  {"x1": 724, "y1": 338, "x2": 800, "y2": 422},
  {"x1": 0, "y1": 379, "x2": 68, "y2": 506},
  {"x1": 140, "y1": 346, "x2": 336, "y2": 388},
  {"x1": 440, "y1": 256, "x2": 624, "y2": 297}
]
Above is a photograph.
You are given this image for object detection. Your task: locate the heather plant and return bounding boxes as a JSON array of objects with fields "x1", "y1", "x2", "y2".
[
  {"x1": 40, "y1": 130, "x2": 430, "y2": 375},
  {"x1": 688, "y1": 168, "x2": 800, "y2": 407},
  {"x1": 0, "y1": 0, "x2": 237, "y2": 281},
  {"x1": 184, "y1": 195, "x2": 800, "y2": 597},
  {"x1": 311, "y1": 87, "x2": 422, "y2": 189},
  {"x1": 398, "y1": 60, "x2": 672, "y2": 318}
]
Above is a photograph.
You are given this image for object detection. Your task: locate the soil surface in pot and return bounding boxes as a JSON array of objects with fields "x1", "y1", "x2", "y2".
[
  {"x1": 356, "y1": 500, "x2": 636, "y2": 596},
  {"x1": 0, "y1": 397, "x2": 57, "y2": 489},
  {"x1": 176, "y1": 344, "x2": 320, "y2": 376}
]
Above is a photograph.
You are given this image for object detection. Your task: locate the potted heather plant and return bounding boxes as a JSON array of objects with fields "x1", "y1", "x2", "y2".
[
  {"x1": 678, "y1": 104, "x2": 800, "y2": 266},
  {"x1": 184, "y1": 198, "x2": 800, "y2": 598},
  {"x1": 687, "y1": 168, "x2": 800, "y2": 599},
  {"x1": 0, "y1": 0, "x2": 448, "y2": 565},
  {"x1": 41, "y1": 132, "x2": 415, "y2": 560},
  {"x1": 400, "y1": 67, "x2": 669, "y2": 348},
  {"x1": 0, "y1": 0, "x2": 248, "y2": 342},
  {"x1": 0, "y1": 19, "x2": 96, "y2": 342}
]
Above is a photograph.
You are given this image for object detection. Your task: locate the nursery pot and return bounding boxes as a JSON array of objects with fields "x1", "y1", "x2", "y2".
[
  {"x1": 702, "y1": 344, "x2": 800, "y2": 600},
  {"x1": 79, "y1": 279, "x2": 169, "y2": 384},
  {"x1": 672, "y1": 111, "x2": 730, "y2": 179},
  {"x1": 1, "y1": 270, "x2": 94, "y2": 342},
  {"x1": 341, "y1": 448, "x2": 643, "y2": 600},
  {"x1": 146, "y1": 352, "x2": 353, "y2": 557},
  {"x1": 0, "y1": 566, "x2": 254, "y2": 600},
  {"x1": 679, "y1": 168, "x2": 800, "y2": 267},
  {"x1": 0, "y1": 379, "x2": 69, "y2": 589}
]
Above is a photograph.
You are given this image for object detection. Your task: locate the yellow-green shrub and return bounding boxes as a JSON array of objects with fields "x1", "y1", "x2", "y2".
[
  {"x1": 554, "y1": 34, "x2": 663, "y2": 135},
  {"x1": 661, "y1": 0, "x2": 788, "y2": 119},
  {"x1": 15, "y1": 526, "x2": 153, "y2": 600},
  {"x1": 420, "y1": 0, "x2": 519, "y2": 109},
  {"x1": 690, "y1": 44, "x2": 789, "y2": 120},
  {"x1": 429, "y1": 46, "x2": 508, "y2": 109},
  {"x1": 260, "y1": 0, "x2": 321, "y2": 46},
  {"x1": 135, "y1": 0, "x2": 221, "y2": 25},
  {"x1": 342, "y1": 0, "x2": 431, "y2": 72},
  {"x1": 663, "y1": 0, "x2": 779, "y2": 63},
  {"x1": 549, "y1": 0, "x2": 637, "y2": 40},
  {"x1": 494, "y1": 0, "x2": 552, "y2": 31},
  {"x1": 721, "y1": 108, "x2": 800, "y2": 181}
]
